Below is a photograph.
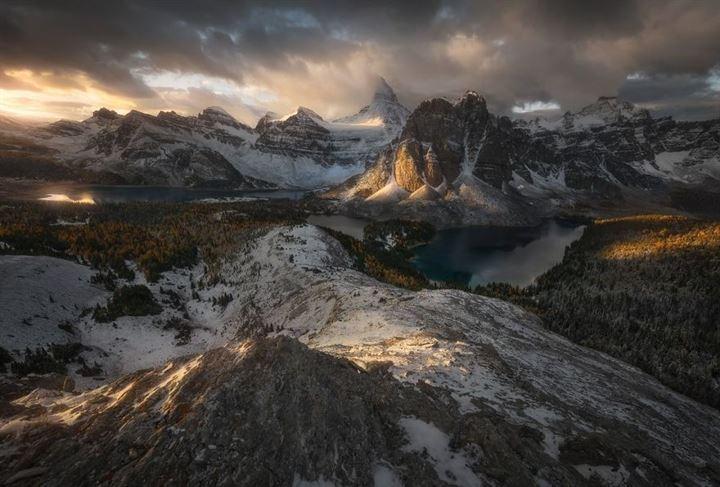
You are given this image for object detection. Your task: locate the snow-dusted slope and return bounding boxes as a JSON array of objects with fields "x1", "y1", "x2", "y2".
[
  {"x1": 0, "y1": 337, "x2": 584, "y2": 486},
  {"x1": 218, "y1": 225, "x2": 720, "y2": 477},
  {"x1": 0, "y1": 255, "x2": 240, "y2": 388},
  {"x1": 0, "y1": 256, "x2": 107, "y2": 357},
  {"x1": 4, "y1": 225, "x2": 718, "y2": 485}
]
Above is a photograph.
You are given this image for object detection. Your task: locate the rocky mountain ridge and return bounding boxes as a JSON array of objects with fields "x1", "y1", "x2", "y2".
[
  {"x1": 0, "y1": 81, "x2": 410, "y2": 189},
  {"x1": 2, "y1": 84, "x2": 718, "y2": 222},
  {"x1": 330, "y1": 92, "x2": 719, "y2": 225}
]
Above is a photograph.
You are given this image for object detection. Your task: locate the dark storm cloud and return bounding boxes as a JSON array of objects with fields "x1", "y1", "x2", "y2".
[
  {"x1": 620, "y1": 74, "x2": 709, "y2": 104},
  {"x1": 1, "y1": 0, "x2": 718, "y2": 119},
  {"x1": 619, "y1": 72, "x2": 720, "y2": 120},
  {"x1": 518, "y1": 0, "x2": 643, "y2": 40}
]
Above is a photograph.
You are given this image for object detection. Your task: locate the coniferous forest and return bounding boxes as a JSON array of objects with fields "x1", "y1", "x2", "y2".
[{"x1": 478, "y1": 215, "x2": 720, "y2": 410}]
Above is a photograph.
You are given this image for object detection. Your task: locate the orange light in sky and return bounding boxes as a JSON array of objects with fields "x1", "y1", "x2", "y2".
[{"x1": 0, "y1": 70, "x2": 135, "y2": 121}]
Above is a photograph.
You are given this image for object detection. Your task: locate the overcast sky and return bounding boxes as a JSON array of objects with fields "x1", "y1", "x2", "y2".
[{"x1": 1, "y1": 0, "x2": 718, "y2": 123}]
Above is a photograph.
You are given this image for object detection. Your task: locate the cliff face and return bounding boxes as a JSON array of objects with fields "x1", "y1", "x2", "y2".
[{"x1": 392, "y1": 140, "x2": 425, "y2": 192}]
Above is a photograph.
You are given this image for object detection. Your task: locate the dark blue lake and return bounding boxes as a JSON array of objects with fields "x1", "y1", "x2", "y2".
[{"x1": 410, "y1": 220, "x2": 585, "y2": 287}]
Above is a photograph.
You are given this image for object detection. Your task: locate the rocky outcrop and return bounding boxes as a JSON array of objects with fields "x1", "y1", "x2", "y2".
[
  {"x1": 390, "y1": 140, "x2": 450, "y2": 194},
  {"x1": 392, "y1": 139, "x2": 424, "y2": 192},
  {"x1": 423, "y1": 146, "x2": 443, "y2": 187},
  {"x1": 90, "y1": 108, "x2": 121, "y2": 122},
  {"x1": 401, "y1": 97, "x2": 464, "y2": 183}
]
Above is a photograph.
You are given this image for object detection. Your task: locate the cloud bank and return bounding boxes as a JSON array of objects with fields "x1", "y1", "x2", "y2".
[{"x1": 1, "y1": 0, "x2": 718, "y2": 122}]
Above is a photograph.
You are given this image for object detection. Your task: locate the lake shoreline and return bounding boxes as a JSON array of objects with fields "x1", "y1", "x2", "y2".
[
  {"x1": 304, "y1": 214, "x2": 586, "y2": 290},
  {"x1": 409, "y1": 218, "x2": 586, "y2": 289}
]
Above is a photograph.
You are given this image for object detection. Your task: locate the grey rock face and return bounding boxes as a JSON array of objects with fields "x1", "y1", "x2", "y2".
[{"x1": 392, "y1": 139, "x2": 425, "y2": 192}]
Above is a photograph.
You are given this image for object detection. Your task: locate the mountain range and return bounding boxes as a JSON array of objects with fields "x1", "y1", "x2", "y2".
[
  {"x1": 330, "y1": 92, "x2": 720, "y2": 225},
  {"x1": 1, "y1": 79, "x2": 718, "y2": 222},
  {"x1": 0, "y1": 78, "x2": 407, "y2": 189}
]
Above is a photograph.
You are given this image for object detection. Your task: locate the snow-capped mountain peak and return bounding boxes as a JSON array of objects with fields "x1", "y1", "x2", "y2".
[
  {"x1": 204, "y1": 105, "x2": 232, "y2": 117},
  {"x1": 255, "y1": 111, "x2": 280, "y2": 132},
  {"x1": 334, "y1": 77, "x2": 410, "y2": 127},
  {"x1": 372, "y1": 76, "x2": 400, "y2": 103},
  {"x1": 270, "y1": 106, "x2": 325, "y2": 125},
  {"x1": 563, "y1": 96, "x2": 651, "y2": 129},
  {"x1": 89, "y1": 108, "x2": 121, "y2": 122},
  {"x1": 293, "y1": 106, "x2": 324, "y2": 122},
  {"x1": 198, "y1": 106, "x2": 243, "y2": 127}
]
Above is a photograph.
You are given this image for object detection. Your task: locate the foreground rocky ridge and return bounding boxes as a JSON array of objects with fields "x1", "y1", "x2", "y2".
[
  {"x1": 0, "y1": 337, "x2": 587, "y2": 486},
  {"x1": 2, "y1": 224, "x2": 720, "y2": 486}
]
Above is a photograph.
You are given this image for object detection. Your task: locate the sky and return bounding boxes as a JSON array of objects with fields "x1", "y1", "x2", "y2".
[{"x1": 1, "y1": 0, "x2": 718, "y2": 124}]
